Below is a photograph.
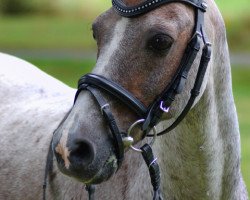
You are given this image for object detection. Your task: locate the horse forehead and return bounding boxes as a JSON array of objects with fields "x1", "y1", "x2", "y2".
[
  {"x1": 93, "y1": 4, "x2": 193, "y2": 73},
  {"x1": 94, "y1": 3, "x2": 193, "y2": 35}
]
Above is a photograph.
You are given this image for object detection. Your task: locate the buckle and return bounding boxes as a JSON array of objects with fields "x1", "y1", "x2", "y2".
[
  {"x1": 160, "y1": 101, "x2": 170, "y2": 113},
  {"x1": 101, "y1": 104, "x2": 110, "y2": 115}
]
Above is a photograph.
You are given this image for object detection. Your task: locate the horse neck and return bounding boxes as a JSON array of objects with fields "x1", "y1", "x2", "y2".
[{"x1": 154, "y1": 34, "x2": 247, "y2": 199}]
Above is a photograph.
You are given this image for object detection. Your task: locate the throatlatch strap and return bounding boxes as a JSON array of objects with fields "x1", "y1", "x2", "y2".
[{"x1": 141, "y1": 144, "x2": 163, "y2": 200}]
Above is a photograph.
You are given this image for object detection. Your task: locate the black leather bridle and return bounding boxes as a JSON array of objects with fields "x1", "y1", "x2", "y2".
[
  {"x1": 43, "y1": 0, "x2": 211, "y2": 199},
  {"x1": 76, "y1": 0, "x2": 211, "y2": 162}
]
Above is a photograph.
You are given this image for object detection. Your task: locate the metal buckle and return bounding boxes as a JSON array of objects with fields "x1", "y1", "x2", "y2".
[
  {"x1": 101, "y1": 104, "x2": 110, "y2": 115},
  {"x1": 160, "y1": 101, "x2": 170, "y2": 113},
  {"x1": 124, "y1": 119, "x2": 157, "y2": 153}
]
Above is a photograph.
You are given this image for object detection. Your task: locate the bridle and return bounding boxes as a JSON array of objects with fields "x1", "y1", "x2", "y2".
[
  {"x1": 43, "y1": 0, "x2": 211, "y2": 199},
  {"x1": 76, "y1": 0, "x2": 211, "y2": 165}
]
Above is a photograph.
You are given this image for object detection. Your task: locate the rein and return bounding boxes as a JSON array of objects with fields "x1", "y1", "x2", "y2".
[{"x1": 43, "y1": 0, "x2": 211, "y2": 199}]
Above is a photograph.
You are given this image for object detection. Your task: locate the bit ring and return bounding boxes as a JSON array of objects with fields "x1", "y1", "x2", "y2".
[{"x1": 127, "y1": 119, "x2": 157, "y2": 153}]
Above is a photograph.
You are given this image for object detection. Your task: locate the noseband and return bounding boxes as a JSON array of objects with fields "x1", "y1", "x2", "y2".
[{"x1": 44, "y1": 0, "x2": 211, "y2": 199}]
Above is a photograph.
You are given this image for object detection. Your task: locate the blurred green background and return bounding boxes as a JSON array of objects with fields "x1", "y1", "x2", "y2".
[{"x1": 0, "y1": 0, "x2": 249, "y2": 193}]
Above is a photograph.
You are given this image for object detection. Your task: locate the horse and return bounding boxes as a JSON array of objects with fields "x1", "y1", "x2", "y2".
[{"x1": 0, "y1": 0, "x2": 248, "y2": 199}]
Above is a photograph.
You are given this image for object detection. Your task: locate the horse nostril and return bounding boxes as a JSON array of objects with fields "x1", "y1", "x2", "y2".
[{"x1": 70, "y1": 140, "x2": 95, "y2": 167}]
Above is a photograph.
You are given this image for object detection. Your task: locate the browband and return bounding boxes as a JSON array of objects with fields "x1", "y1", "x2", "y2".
[{"x1": 112, "y1": 0, "x2": 207, "y2": 17}]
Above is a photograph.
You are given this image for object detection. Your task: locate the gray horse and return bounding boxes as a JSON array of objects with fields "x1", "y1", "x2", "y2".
[{"x1": 0, "y1": 0, "x2": 248, "y2": 199}]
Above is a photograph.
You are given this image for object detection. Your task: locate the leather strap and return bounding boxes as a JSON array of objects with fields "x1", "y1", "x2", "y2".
[
  {"x1": 77, "y1": 74, "x2": 147, "y2": 118},
  {"x1": 142, "y1": 28, "x2": 201, "y2": 131},
  {"x1": 112, "y1": 0, "x2": 206, "y2": 17},
  {"x1": 149, "y1": 40, "x2": 211, "y2": 136},
  {"x1": 85, "y1": 185, "x2": 96, "y2": 200},
  {"x1": 143, "y1": 5, "x2": 208, "y2": 132},
  {"x1": 44, "y1": 2, "x2": 212, "y2": 200},
  {"x1": 76, "y1": 85, "x2": 124, "y2": 167},
  {"x1": 76, "y1": 1, "x2": 210, "y2": 138},
  {"x1": 43, "y1": 139, "x2": 54, "y2": 200},
  {"x1": 141, "y1": 144, "x2": 163, "y2": 200}
]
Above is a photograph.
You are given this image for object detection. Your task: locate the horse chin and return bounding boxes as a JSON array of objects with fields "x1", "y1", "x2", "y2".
[
  {"x1": 57, "y1": 154, "x2": 118, "y2": 185},
  {"x1": 83, "y1": 155, "x2": 118, "y2": 185}
]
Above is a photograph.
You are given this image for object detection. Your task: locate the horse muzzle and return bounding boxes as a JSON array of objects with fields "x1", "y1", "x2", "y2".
[{"x1": 52, "y1": 120, "x2": 119, "y2": 184}]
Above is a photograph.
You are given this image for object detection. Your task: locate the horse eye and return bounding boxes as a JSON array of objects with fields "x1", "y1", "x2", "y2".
[{"x1": 147, "y1": 34, "x2": 173, "y2": 52}]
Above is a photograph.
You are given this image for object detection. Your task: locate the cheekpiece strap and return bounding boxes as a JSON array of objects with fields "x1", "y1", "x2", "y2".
[
  {"x1": 112, "y1": 0, "x2": 206, "y2": 17},
  {"x1": 141, "y1": 144, "x2": 163, "y2": 200},
  {"x1": 76, "y1": 84, "x2": 124, "y2": 167}
]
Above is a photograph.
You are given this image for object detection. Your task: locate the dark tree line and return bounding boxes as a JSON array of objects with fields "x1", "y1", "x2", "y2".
[{"x1": 0, "y1": 0, "x2": 56, "y2": 15}]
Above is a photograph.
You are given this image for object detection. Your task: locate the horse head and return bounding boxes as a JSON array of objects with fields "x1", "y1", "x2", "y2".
[{"x1": 52, "y1": 0, "x2": 212, "y2": 185}]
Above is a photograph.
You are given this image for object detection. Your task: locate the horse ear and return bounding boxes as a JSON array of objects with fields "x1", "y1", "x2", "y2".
[{"x1": 122, "y1": 0, "x2": 146, "y2": 6}]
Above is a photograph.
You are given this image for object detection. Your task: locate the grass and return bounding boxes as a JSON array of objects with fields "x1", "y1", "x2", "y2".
[
  {"x1": 232, "y1": 67, "x2": 250, "y2": 190},
  {"x1": 0, "y1": 16, "x2": 95, "y2": 50},
  {"x1": 1, "y1": 1, "x2": 250, "y2": 51},
  {"x1": 28, "y1": 58, "x2": 95, "y2": 87},
  {"x1": 215, "y1": 0, "x2": 249, "y2": 19}
]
